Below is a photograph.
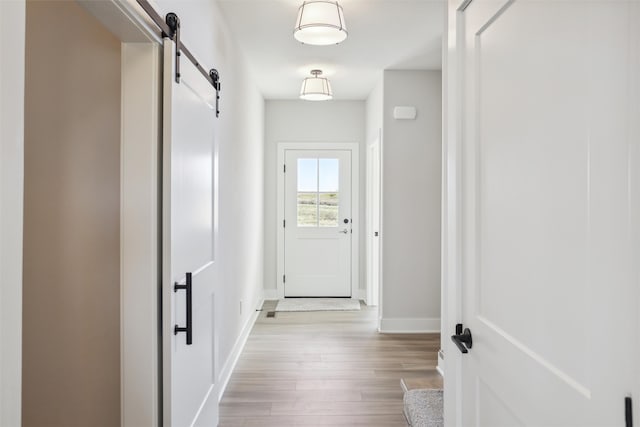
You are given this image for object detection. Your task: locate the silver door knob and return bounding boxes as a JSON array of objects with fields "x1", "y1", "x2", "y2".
[{"x1": 339, "y1": 229, "x2": 349, "y2": 234}]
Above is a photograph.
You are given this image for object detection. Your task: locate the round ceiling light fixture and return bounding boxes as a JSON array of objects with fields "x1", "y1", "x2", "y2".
[
  {"x1": 293, "y1": 1, "x2": 348, "y2": 46},
  {"x1": 300, "y1": 69, "x2": 333, "y2": 101}
]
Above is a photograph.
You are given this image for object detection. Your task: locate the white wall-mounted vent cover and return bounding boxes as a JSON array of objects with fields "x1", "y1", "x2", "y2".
[{"x1": 393, "y1": 106, "x2": 417, "y2": 120}]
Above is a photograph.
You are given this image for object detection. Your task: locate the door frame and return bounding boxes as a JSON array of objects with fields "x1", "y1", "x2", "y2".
[
  {"x1": 276, "y1": 142, "x2": 360, "y2": 300},
  {"x1": 442, "y1": 0, "x2": 464, "y2": 425},
  {"x1": 78, "y1": 1, "x2": 163, "y2": 425},
  {"x1": 366, "y1": 134, "x2": 381, "y2": 307}
]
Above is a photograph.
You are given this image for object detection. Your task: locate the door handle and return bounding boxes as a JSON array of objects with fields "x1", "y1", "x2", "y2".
[
  {"x1": 174, "y1": 272, "x2": 193, "y2": 345},
  {"x1": 451, "y1": 324, "x2": 472, "y2": 354},
  {"x1": 339, "y1": 229, "x2": 349, "y2": 234}
]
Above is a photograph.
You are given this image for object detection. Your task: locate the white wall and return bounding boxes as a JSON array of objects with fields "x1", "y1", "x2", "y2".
[
  {"x1": 0, "y1": 1, "x2": 25, "y2": 425},
  {"x1": 379, "y1": 70, "x2": 442, "y2": 333},
  {"x1": 153, "y1": 0, "x2": 265, "y2": 398},
  {"x1": 264, "y1": 100, "x2": 366, "y2": 296}
]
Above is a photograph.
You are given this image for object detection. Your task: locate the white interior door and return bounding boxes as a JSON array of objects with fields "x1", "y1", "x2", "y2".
[
  {"x1": 162, "y1": 39, "x2": 218, "y2": 427},
  {"x1": 284, "y1": 149, "x2": 352, "y2": 297},
  {"x1": 456, "y1": 0, "x2": 640, "y2": 425}
]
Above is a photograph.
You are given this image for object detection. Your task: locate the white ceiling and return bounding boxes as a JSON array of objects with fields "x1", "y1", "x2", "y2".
[{"x1": 217, "y1": 0, "x2": 445, "y2": 100}]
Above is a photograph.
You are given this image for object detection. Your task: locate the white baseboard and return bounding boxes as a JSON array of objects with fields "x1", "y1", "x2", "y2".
[
  {"x1": 378, "y1": 317, "x2": 441, "y2": 333},
  {"x1": 217, "y1": 299, "x2": 262, "y2": 402},
  {"x1": 437, "y1": 349, "x2": 444, "y2": 377},
  {"x1": 263, "y1": 289, "x2": 278, "y2": 300}
]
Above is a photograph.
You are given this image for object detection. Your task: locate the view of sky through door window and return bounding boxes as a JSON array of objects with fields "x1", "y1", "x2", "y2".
[{"x1": 297, "y1": 158, "x2": 339, "y2": 227}]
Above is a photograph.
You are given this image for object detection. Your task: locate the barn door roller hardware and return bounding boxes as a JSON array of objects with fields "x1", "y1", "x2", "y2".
[{"x1": 135, "y1": 0, "x2": 222, "y2": 117}]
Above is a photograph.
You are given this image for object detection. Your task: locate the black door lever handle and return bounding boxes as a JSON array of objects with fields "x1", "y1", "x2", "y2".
[{"x1": 451, "y1": 325, "x2": 472, "y2": 354}]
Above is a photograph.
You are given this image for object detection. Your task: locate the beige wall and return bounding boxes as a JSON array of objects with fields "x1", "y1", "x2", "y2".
[{"x1": 23, "y1": 1, "x2": 121, "y2": 426}]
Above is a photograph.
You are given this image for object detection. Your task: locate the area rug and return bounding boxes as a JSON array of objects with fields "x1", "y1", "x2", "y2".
[
  {"x1": 275, "y1": 298, "x2": 361, "y2": 312},
  {"x1": 403, "y1": 388, "x2": 443, "y2": 427}
]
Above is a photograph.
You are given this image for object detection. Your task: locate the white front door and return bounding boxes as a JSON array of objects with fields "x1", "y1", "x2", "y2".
[
  {"x1": 162, "y1": 39, "x2": 218, "y2": 426},
  {"x1": 454, "y1": 0, "x2": 640, "y2": 425},
  {"x1": 284, "y1": 149, "x2": 352, "y2": 297}
]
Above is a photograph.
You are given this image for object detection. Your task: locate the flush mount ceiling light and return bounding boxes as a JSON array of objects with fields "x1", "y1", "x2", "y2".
[
  {"x1": 294, "y1": 1, "x2": 348, "y2": 45},
  {"x1": 300, "y1": 69, "x2": 333, "y2": 101}
]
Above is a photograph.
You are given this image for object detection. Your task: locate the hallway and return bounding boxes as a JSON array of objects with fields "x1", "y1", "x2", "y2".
[{"x1": 219, "y1": 301, "x2": 442, "y2": 426}]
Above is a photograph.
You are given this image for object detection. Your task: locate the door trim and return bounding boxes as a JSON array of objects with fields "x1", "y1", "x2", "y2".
[
  {"x1": 366, "y1": 134, "x2": 381, "y2": 307},
  {"x1": 120, "y1": 42, "x2": 162, "y2": 427},
  {"x1": 442, "y1": 0, "x2": 464, "y2": 425},
  {"x1": 0, "y1": 1, "x2": 25, "y2": 425},
  {"x1": 276, "y1": 142, "x2": 360, "y2": 300}
]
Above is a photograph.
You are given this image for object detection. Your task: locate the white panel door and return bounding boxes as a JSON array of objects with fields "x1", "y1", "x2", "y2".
[
  {"x1": 284, "y1": 150, "x2": 352, "y2": 297},
  {"x1": 456, "y1": 0, "x2": 640, "y2": 425},
  {"x1": 162, "y1": 39, "x2": 218, "y2": 427}
]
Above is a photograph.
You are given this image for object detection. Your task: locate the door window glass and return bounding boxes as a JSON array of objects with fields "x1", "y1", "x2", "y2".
[
  {"x1": 297, "y1": 159, "x2": 318, "y2": 226},
  {"x1": 297, "y1": 158, "x2": 339, "y2": 227}
]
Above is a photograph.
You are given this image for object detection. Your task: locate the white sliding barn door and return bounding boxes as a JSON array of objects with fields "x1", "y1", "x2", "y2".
[
  {"x1": 455, "y1": 0, "x2": 640, "y2": 425},
  {"x1": 162, "y1": 39, "x2": 218, "y2": 427}
]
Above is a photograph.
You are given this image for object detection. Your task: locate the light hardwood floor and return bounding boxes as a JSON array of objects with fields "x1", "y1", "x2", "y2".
[{"x1": 219, "y1": 301, "x2": 442, "y2": 426}]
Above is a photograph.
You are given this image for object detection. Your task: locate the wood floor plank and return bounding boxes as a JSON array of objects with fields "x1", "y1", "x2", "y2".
[
  {"x1": 222, "y1": 389, "x2": 363, "y2": 403},
  {"x1": 219, "y1": 301, "x2": 441, "y2": 425},
  {"x1": 269, "y1": 401, "x2": 404, "y2": 416},
  {"x1": 294, "y1": 378, "x2": 400, "y2": 391},
  {"x1": 219, "y1": 414, "x2": 409, "y2": 427}
]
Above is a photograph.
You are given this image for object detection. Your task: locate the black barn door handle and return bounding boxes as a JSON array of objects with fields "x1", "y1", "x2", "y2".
[
  {"x1": 174, "y1": 272, "x2": 193, "y2": 345},
  {"x1": 451, "y1": 324, "x2": 472, "y2": 354}
]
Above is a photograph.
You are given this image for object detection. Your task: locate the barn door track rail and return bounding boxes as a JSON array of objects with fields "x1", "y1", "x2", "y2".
[{"x1": 136, "y1": 0, "x2": 222, "y2": 117}]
